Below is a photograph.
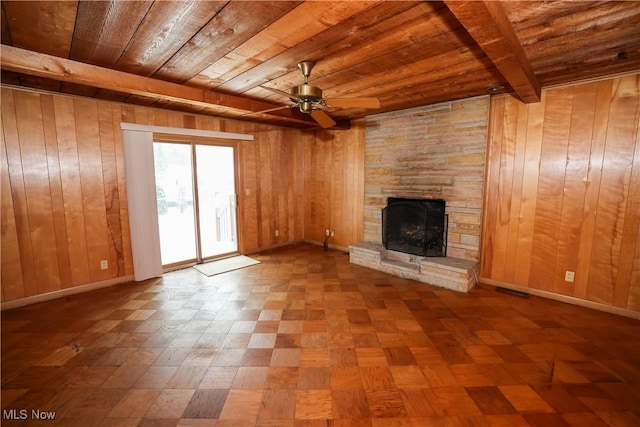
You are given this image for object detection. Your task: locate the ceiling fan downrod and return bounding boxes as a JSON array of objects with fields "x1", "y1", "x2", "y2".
[
  {"x1": 291, "y1": 61, "x2": 324, "y2": 106},
  {"x1": 297, "y1": 61, "x2": 315, "y2": 82}
]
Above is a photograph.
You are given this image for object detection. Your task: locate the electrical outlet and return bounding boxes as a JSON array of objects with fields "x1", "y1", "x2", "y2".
[
  {"x1": 330, "y1": 230, "x2": 335, "y2": 237},
  {"x1": 100, "y1": 260, "x2": 108, "y2": 270},
  {"x1": 564, "y1": 271, "x2": 575, "y2": 282},
  {"x1": 275, "y1": 230, "x2": 279, "y2": 237},
  {"x1": 325, "y1": 229, "x2": 330, "y2": 236}
]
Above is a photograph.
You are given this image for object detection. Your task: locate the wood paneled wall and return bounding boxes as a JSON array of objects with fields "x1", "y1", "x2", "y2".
[
  {"x1": 1, "y1": 87, "x2": 308, "y2": 303},
  {"x1": 239, "y1": 126, "x2": 306, "y2": 251},
  {"x1": 481, "y1": 74, "x2": 640, "y2": 313},
  {"x1": 304, "y1": 121, "x2": 365, "y2": 249},
  {"x1": 2, "y1": 89, "x2": 130, "y2": 302}
]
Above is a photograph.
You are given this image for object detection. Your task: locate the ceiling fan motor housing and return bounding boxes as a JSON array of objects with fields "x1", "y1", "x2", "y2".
[{"x1": 291, "y1": 83, "x2": 323, "y2": 103}]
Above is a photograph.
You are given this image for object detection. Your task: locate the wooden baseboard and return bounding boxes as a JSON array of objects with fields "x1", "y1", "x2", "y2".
[
  {"x1": 244, "y1": 240, "x2": 350, "y2": 254},
  {"x1": 244, "y1": 241, "x2": 299, "y2": 255},
  {"x1": 302, "y1": 239, "x2": 350, "y2": 253},
  {"x1": 1, "y1": 275, "x2": 135, "y2": 311},
  {"x1": 480, "y1": 277, "x2": 640, "y2": 320}
]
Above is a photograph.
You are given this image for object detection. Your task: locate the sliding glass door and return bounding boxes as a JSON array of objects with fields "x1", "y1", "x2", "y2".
[
  {"x1": 195, "y1": 145, "x2": 237, "y2": 259},
  {"x1": 154, "y1": 142, "x2": 237, "y2": 267}
]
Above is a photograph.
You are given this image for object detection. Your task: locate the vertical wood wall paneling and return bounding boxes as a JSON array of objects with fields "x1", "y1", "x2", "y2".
[
  {"x1": 347, "y1": 120, "x2": 365, "y2": 245},
  {"x1": 234, "y1": 135, "x2": 247, "y2": 254},
  {"x1": 513, "y1": 96, "x2": 545, "y2": 287},
  {"x1": 302, "y1": 132, "x2": 313, "y2": 243},
  {"x1": 502, "y1": 101, "x2": 528, "y2": 284},
  {"x1": 1, "y1": 104, "x2": 26, "y2": 301},
  {"x1": 135, "y1": 106, "x2": 151, "y2": 126},
  {"x1": 332, "y1": 130, "x2": 344, "y2": 243},
  {"x1": 121, "y1": 105, "x2": 137, "y2": 125},
  {"x1": 52, "y1": 95, "x2": 92, "y2": 286},
  {"x1": 617, "y1": 126, "x2": 640, "y2": 307},
  {"x1": 307, "y1": 131, "x2": 316, "y2": 244},
  {"x1": 98, "y1": 102, "x2": 125, "y2": 277},
  {"x1": 282, "y1": 128, "x2": 302, "y2": 244},
  {"x1": 152, "y1": 108, "x2": 169, "y2": 127},
  {"x1": 629, "y1": 123, "x2": 640, "y2": 310},
  {"x1": 494, "y1": 95, "x2": 518, "y2": 282},
  {"x1": 236, "y1": 125, "x2": 306, "y2": 252},
  {"x1": 304, "y1": 124, "x2": 365, "y2": 249},
  {"x1": 74, "y1": 98, "x2": 112, "y2": 283},
  {"x1": 112, "y1": 105, "x2": 134, "y2": 277},
  {"x1": 239, "y1": 132, "x2": 260, "y2": 252},
  {"x1": 274, "y1": 131, "x2": 288, "y2": 243},
  {"x1": 482, "y1": 74, "x2": 640, "y2": 313},
  {"x1": 14, "y1": 90, "x2": 61, "y2": 294},
  {"x1": 258, "y1": 131, "x2": 274, "y2": 247},
  {"x1": 588, "y1": 77, "x2": 638, "y2": 305},
  {"x1": 291, "y1": 129, "x2": 307, "y2": 241},
  {"x1": 40, "y1": 94, "x2": 73, "y2": 288},
  {"x1": 308, "y1": 130, "x2": 330, "y2": 245},
  {"x1": 322, "y1": 131, "x2": 333, "y2": 244},
  {"x1": 480, "y1": 96, "x2": 504, "y2": 280},
  {"x1": 553, "y1": 83, "x2": 597, "y2": 296},
  {"x1": 346, "y1": 121, "x2": 365, "y2": 245},
  {"x1": 574, "y1": 80, "x2": 611, "y2": 299},
  {"x1": 603, "y1": 75, "x2": 640, "y2": 307},
  {"x1": 333, "y1": 124, "x2": 365, "y2": 246},
  {"x1": 528, "y1": 87, "x2": 573, "y2": 292}
]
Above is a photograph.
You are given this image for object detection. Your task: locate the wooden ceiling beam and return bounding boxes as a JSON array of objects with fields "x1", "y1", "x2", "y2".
[
  {"x1": 443, "y1": 0, "x2": 541, "y2": 103},
  {"x1": 0, "y1": 45, "x2": 327, "y2": 128}
]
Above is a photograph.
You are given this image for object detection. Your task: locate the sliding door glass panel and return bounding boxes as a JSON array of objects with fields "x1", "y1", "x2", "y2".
[
  {"x1": 154, "y1": 143, "x2": 197, "y2": 265},
  {"x1": 195, "y1": 145, "x2": 238, "y2": 258}
]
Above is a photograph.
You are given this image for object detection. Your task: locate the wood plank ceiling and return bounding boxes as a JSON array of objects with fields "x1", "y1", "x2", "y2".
[{"x1": 1, "y1": 1, "x2": 639, "y2": 129}]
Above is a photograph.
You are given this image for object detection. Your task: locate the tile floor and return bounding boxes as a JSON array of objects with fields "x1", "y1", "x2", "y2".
[{"x1": 2, "y1": 243, "x2": 640, "y2": 426}]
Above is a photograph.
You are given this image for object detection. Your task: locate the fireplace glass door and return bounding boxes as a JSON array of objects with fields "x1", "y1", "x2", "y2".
[{"x1": 382, "y1": 198, "x2": 446, "y2": 257}]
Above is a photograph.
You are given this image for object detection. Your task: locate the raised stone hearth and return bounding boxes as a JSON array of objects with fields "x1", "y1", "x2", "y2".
[{"x1": 349, "y1": 242, "x2": 478, "y2": 293}]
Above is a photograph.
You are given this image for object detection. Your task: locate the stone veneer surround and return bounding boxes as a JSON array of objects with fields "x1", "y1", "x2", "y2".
[
  {"x1": 363, "y1": 96, "x2": 489, "y2": 261},
  {"x1": 352, "y1": 96, "x2": 489, "y2": 291}
]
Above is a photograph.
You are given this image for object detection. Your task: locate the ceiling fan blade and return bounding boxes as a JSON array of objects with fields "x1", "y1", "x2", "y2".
[
  {"x1": 241, "y1": 105, "x2": 293, "y2": 117},
  {"x1": 261, "y1": 85, "x2": 300, "y2": 100},
  {"x1": 310, "y1": 109, "x2": 336, "y2": 128},
  {"x1": 324, "y1": 97, "x2": 380, "y2": 109}
]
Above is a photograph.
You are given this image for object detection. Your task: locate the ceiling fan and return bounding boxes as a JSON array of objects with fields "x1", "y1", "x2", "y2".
[{"x1": 254, "y1": 61, "x2": 381, "y2": 128}]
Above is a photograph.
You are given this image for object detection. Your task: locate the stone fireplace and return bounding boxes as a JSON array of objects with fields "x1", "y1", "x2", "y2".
[{"x1": 349, "y1": 96, "x2": 489, "y2": 292}]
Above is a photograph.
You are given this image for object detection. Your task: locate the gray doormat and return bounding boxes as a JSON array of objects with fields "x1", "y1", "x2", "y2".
[{"x1": 193, "y1": 255, "x2": 260, "y2": 276}]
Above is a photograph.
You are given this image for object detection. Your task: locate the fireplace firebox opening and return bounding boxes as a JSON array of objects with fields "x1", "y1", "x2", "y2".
[{"x1": 382, "y1": 198, "x2": 447, "y2": 257}]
